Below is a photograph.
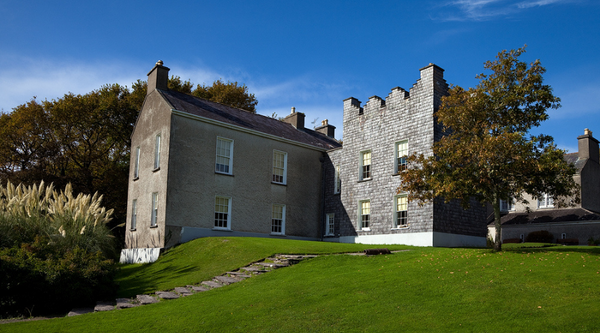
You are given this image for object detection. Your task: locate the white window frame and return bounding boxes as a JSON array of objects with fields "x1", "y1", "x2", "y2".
[
  {"x1": 215, "y1": 137, "x2": 234, "y2": 174},
  {"x1": 394, "y1": 194, "x2": 408, "y2": 228},
  {"x1": 214, "y1": 196, "x2": 232, "y2": 230},
  {"x1": 538, "y1": 193, "x2": 554, "y2": 208},
  {"x1": 272, "y1": 150, "x2": 288, "y2": 184},
  {"x1": 358, "y1": 200, "x2": 371, "y2": 231},
  {"x1": 325, "y1": 213, "x2": 335, "y2": 236},
  {"x1": 151, "y1": 192, "x2": 158, "y2": 227},
  {"x1": 395, "y1": 140, "x2": 408, "y2": 173},
  {"x1": 130, "y1": 199, "x2": 137, "y2": 230},
  {"x1": 334, "y1": 165, "x2": 341, "y2": 194},
  {"x1": 359, "y1": 150, "x2": 372, "y2": 180},
  {"x1": 500, "y1": 199, "x2": 515, "y2": 212},
  {"x1": 271, "y1": 204, "x2": 286, "y2": 235},
  {"x1": 154, "y1": 134, "x2": 161, "y2": 170},
  {"x1": 133, "y1": 146, "x2": 140, "y2": 179}
]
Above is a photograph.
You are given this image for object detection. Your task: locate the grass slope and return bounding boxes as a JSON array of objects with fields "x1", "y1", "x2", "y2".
[
  {"x1": 5, "y1": 239, "x2": 600, "y2": 332},
  {"x1": 116, "y1": 237, "x2": 411, "y2": 297}
]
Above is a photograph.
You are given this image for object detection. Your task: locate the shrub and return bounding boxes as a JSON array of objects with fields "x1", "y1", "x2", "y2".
[
  {"x1": 525, "y1": 230, "x2": 554, "y2": 243},
  {"x1": 557, "y1": 238, "x2": 579, "y2": 245},
  {"x1": 0, "y1": 182, "x2": 119, "y2": 318},
  {"x1": 502, "y1": 238, "x2": 522, "y2": 244}
]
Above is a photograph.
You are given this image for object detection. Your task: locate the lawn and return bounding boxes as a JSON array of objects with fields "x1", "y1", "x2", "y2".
[{"x1": 4, "y1": 238, "x2": 600, "y2": 332}]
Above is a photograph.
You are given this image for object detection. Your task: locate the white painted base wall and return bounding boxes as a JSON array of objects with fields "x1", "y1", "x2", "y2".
[
  {"x1": 336, "y1": 231, "x2": 486, "y2": 247},
  {"x1": 120, "y1": 248, "x2": 162, "y2": 264}
]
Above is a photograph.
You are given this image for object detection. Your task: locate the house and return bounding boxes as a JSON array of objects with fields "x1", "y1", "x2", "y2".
[
  {"x1": 120, "y1": 61, "x2": 488, "y2": 263},
  {"x1": 488, "y1": 129, "x2": 600, "y2": 245}
]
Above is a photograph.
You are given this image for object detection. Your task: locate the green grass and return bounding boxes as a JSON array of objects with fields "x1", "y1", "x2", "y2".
[
  {"x1": 116, "y1": 237, "x2": 411, "y2": 297},
  {"x1": 4, "y1": 238, "x2": 600, "y2": 332}
]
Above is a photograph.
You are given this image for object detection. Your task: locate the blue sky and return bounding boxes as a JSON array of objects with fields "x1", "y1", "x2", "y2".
[{"x1": 1, "y1": 0, "x2": 598, "y2": 152}]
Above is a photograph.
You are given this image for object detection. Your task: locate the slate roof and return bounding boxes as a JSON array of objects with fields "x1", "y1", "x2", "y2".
[
  {"x1": 157, "y1": 89, "x2": 341, "y2": 151},
  {"x1": 564, "y1": 152, "x2": 586, "y2": 173},
  {"x1": 495, "y1": 208, "x2": 600, "y2": 226}
]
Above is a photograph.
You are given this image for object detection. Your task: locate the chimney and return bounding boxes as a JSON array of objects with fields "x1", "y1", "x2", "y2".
[
  {"x1": 282, "y1": 106, "x2": 305, "y2": 129},
  {"x1": 578, "y1": 128, "x2": 599, "y2": 163},
  {"x1": 147, "y1": 60, "x2": 170, "y2": 95},
  {"x1": 315, "y1": 119, "x2": 336, "y2": 138}
]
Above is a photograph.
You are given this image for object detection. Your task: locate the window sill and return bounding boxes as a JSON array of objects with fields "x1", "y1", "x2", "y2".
[
  {"x1": 212, "y1": 227, "x2": 232, "y2": 232},
  {"x1": 358, "y1": 178, "x2": 372, "y2": 183},
  {"x1": 391, "y1": 225, "x2": 409, "y2": 230},
  {"x1": 359, "y1": 228, "x2": 371, "y2": 232},
  {"x1": 323, "y1": 234, "x2": 335, "y2": 237},
  {"x1": 270, "y1": 233, "x2": 286, "y2": 237},
  {"x1": 129, "y1": 228, "x2": 136, "y2": 232},
  {"x1": 215, "y1": 171, "x2": 234, "y2": 177},
  {"x1": 333, "y1": 192, "x2": 340, "y2": 195},
  {"x1": 271, "y1": 181, "x2": 287, "y2": 186},
  {"x1": 150, "y1": 225, "x2": 158, "y2": 229},
  {"x1": 152, "y1": 167, "x2": 160, "y2": 172},
  {"x1": 133, "y1": 177, "x2": 139, "y2": 181}
]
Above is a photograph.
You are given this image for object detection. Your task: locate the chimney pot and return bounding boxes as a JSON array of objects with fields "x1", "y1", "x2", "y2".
[
  {"x1": 585, "y1": 128, "x2": 592, "y2": 136},
  {"x1": 291, "y1": 107, "x2": 296, "y2": 114},
  {"x1": 157, "y1": 60, "x2": 164, "y2": 66}
]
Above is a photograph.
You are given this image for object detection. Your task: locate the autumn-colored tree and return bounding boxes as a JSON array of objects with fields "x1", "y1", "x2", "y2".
[
  {"x1": 192, "y1": 79, "x2": 258, "y2": 113},
  {"x1": 399, "y1": 47, "x2": 578, "y2": 251}
]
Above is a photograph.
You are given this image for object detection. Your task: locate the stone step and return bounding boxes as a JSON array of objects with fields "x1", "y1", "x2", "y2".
[
  {"x1": 226, "y1": 271, "x2": 252, "y2": 278},
  {"x1": 94, "y1": 302, "x2": 115, "y2": 312},
  {"x1": 137, "y1": 294, "x2": 159, "y2": 305},
  {"x1": 241, "y1": 266, "x2": 266, "y2": 272},
  {"x1": 188, "y1": 285, "x2": 210, "y2": 292},
  {"x1": 214, "y1": 275, "x2": 241, "y2": 285},
  {"x1": 201, "y1": 280, "x2": 223, "y2": 289},
  {"x1": 174, "y1": 287, "x2": 193, "y2": 296},
  {"x1": 156, "y1": 291, "x2": 179, "y2": 300},
  {"x1": 67, "y1": 308, "x2": 94, "y2": 317}
]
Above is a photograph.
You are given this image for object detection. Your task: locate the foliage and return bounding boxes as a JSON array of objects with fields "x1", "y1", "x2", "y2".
[
  {"x1": 192, "y1": 79, "x2": 258, "y2": 113},
  {"x1": 525, "y1": 230, "x2": 554, "y2": 243},
  {"x1": 0, "y1": 181, "x2": 115, "y2": 258},
  {"x1": 0, "y1": 244, "x2": 117, "y2": 318},
  {"x1": 0, "y1": 182, "x2": 118, "y2": 318},
  {"x1": 116, "y1": 237, "x2": 411, "y2": 297},
  {"x1": 399, "y1": 46, "x2": 578, "y2": 251},
  {"x1": 5, "y1": 243, "x2": 600, "y2": 332}
]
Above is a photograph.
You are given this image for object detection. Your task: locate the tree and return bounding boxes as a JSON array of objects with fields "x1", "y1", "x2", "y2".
[
  {"x1": 192, "y1": 79, "x2": 258, "y2": 113},
  {"x1": 399, "y1": 46, "x2": 578, "y2": 251}
]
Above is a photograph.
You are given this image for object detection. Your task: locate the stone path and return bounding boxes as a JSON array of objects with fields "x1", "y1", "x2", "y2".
[{"x1": 67, "y1": 254, "x2": 319, "y2": 316}]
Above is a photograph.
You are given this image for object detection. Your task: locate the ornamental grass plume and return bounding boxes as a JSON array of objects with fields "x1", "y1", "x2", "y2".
[{"x1": 0, "y1": 181, "x2": 116, "y2": 258}]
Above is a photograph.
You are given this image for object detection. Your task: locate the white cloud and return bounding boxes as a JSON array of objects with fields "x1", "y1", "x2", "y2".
[{"x1": 434, "y1": 0, "x2": 576, "y2": 21}]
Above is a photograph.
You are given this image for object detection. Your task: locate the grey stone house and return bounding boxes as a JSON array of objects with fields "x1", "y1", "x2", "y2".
[
  {"x1": 120, "y1": 61, "x2": 487, "y2": 263},
  {"x1": 488, "y1": 129, "x2": 600, "y2": 245}
]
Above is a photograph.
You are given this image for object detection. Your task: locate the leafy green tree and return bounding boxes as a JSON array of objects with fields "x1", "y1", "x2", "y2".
[
  {"x1": 399, "y1": 47, "x2": 578, "y2": 251},
  {"x1": 192, "y1": 79, "x2": 258, "y2": 113}
]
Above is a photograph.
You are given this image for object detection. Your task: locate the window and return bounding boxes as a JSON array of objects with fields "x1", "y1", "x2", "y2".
[
  {"x1": 130, "y1": 199, "x2": 137, "y2": 230},
  {"x1": 214, "y1": 196, "x2": 231, "y2": 229},
  {"x1": 360, "y1": 151, "x2": 371, "y2": 180},
  {"x1": 133, "y1": 146, "x2": 140, "y2": 179},
  {"x1": 334, "y1": 165, "x2": 341, "y2": 194},
  {"x1": 395, "y1": 140, "x2": 408, "y2": 173},
  {"x1": 538, "y1": 194, "x2": 554, "y2": 208},
  {"x1": 215, "y1": 137, "x2": 233, "y2": 174},
  {"x1": 272, "y1": 150, "x2": 287, "y2": 184},
  {"x1": 395, "y1": 194, "x2": 408, "y2": 228},
  {"x1": 359, "y1": 200, "x2": 370, "y2": 230},
  {"x1": 154, "y1": 134, "x2": 161, "y2": 170},
  {"x1": 151, "y1": 192, "x2": 158, "y2": 227},
  {"x1": 326, "y1": 213, "x2": 335, "y2": 236},
  {"x1": 271, "y1": 204, "x2": 286, "y2": 234},
  {"x1": 500, "y1": 199, "x2": 515, "y2": 212}
]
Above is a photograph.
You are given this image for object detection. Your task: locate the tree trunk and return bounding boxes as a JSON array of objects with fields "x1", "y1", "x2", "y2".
[{"x1": 493, "y1": 193, "x2": 502, "y2": 251}]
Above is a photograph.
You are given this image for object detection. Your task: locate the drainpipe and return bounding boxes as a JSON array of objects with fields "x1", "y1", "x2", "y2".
[{"x1": 320, "y1": 154, "x2": 326, "y2": 241}]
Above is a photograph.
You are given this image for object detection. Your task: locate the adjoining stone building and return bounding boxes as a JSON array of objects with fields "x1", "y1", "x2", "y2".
[
  {"x1": 121, "y1": 61, "x2": 488, "y2": 263},
  {"x1": 489, "y1": 129, "x2": 600, "y2": 245}
]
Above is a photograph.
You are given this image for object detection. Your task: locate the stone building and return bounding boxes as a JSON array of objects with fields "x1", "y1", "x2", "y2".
[
  {"x1": 489, "y1": 129, "x2": 600, "y2": 245},
  {"x1": 120, "y1": 61, "x2": 487, "y2": 263}
]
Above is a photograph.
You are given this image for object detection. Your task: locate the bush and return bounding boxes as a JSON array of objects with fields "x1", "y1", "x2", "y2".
[
  {"x1": 503, "y1": 238, "x2": 522, "y2": 244},
  {"x1": 525, "y1": 230, "x2": 554, "y2": 243},
  {"x1": 0, "y1": 244, "x2": 117, "y2": 317},
  {"x1": 0, "y1": 182, "x2": 119, "y2": 318},
  {"x1": 557, "y1": 238, "x2": 579, "y2": 245}
]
